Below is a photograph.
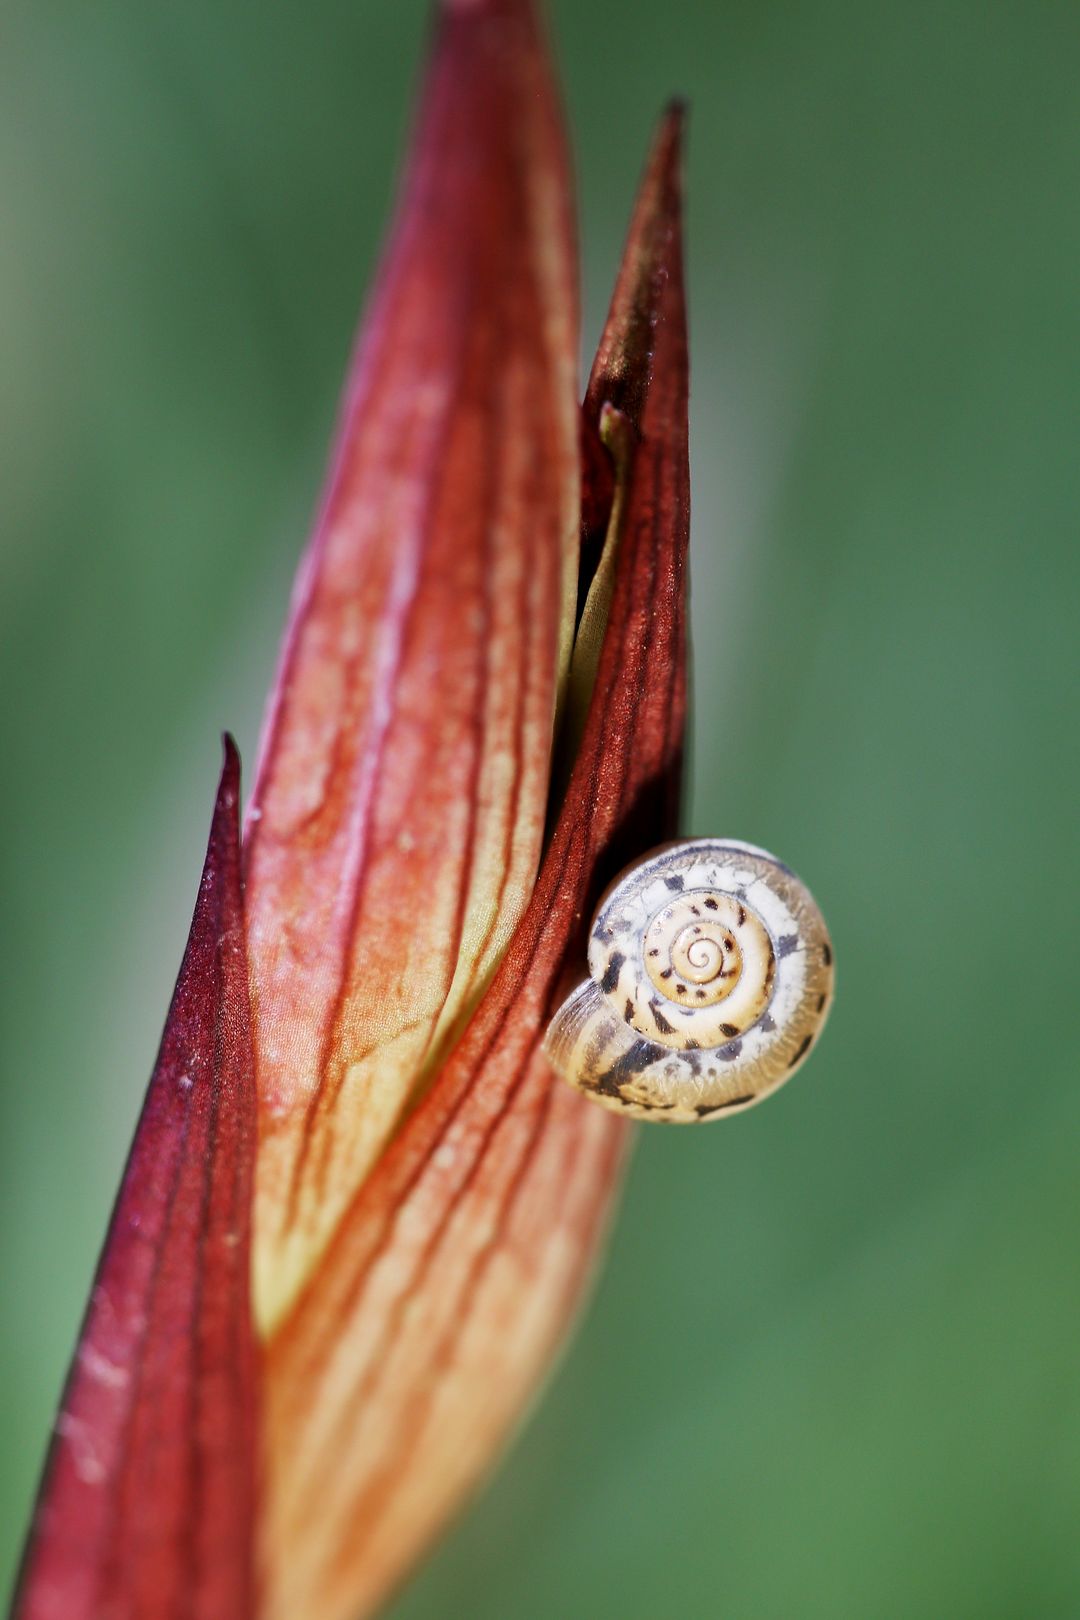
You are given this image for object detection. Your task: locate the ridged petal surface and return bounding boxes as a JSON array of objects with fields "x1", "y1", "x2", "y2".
[
  {"x1": 260, "y1": 105, "x2": 690, "y2": 1620},
  {"x1": 243, "y1": 0, "x2": 581, "y2": 1332}
]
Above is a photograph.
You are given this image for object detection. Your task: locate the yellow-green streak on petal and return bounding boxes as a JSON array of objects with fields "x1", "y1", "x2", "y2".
[{"x1": 556, "y1": 403, "x2": 636, "y2": 777}]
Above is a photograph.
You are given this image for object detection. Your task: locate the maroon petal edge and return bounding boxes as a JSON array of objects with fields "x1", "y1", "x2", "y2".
[{"x1": 14, "y1": 738, "x2": 259, "y2": 1620}]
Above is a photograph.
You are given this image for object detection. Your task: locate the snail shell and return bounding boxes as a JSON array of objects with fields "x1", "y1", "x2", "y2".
[{"x1": 543, "y1": 839, "x2": 834, "y2": 1122}]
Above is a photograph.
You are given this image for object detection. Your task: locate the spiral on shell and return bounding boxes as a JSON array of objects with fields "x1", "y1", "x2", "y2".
[{"x1": 543, "y1": 839, "x2": 834, "y2": 1122}]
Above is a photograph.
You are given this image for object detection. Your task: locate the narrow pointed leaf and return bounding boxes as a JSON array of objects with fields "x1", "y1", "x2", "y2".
[
  {"x1": 244, "y1": 0, "x2": 581, "y2": 1332},
  {"x1": 260, "y1": 105, "x2": 690, "y2": 1620},
  {"x1": 15, "y1": 740, "x2": 258, "y2": 1620}
]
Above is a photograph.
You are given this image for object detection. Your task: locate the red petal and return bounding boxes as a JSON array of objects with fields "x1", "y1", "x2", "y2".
[
  {"x1": 260, "y1": 105, "x2": 690, "y2": 1620},
  {"x1": 580, "y1": 100, "x2": 691, "y2": 843},
  {"x1": 15, "y1": 740, "x2": 258, "y2": 1620},
  {"x1": 243, "y1": 0, "x2": 581, "y2": 1331}
]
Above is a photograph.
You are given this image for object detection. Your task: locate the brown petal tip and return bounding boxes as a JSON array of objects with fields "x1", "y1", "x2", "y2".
[{"x1": 585, "y1": 100, "x2": 688, "y2": 434}]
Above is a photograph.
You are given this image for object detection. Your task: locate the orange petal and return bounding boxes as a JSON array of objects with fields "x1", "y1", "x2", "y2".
[
  {"x1": 260, "y1": 104, "x2": 690, "y2": 1620},
  {"x1": 243, "y1": 0, "x2": 581, "y2": 1333},
  {"x1": 14, "y1": 741, "x2": 258, "y2": 1620}
]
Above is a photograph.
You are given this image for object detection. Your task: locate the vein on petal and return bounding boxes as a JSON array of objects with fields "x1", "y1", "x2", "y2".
[
  {"x1": 243, "y1": 0, "x2": 581, "y2": 1332},
  {"x1": 259, "y1": 101, "x2": 691, "y2": 1620}
]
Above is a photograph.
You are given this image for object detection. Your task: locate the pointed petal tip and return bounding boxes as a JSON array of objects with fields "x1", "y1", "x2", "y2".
[
  {"x1": 651, "y1": 99, "x2": 687, "y2": 195},
  {"x1": 216, "y1": 732, "x2": 242, "y2": 822},
  {"x1": 584, "y1": 96, "x2": 689, "y2": 434},
  {"x1": 15, "y1": 727, "x2": 258, "y2": 1620},
  {"x1": 438, "y1": 0, "x2": 536, "y2": 19}
]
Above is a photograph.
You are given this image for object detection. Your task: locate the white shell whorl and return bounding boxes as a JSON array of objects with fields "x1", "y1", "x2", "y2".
[{"x1": 543, "y1": 839, "x2": 834, "y2": 1123}]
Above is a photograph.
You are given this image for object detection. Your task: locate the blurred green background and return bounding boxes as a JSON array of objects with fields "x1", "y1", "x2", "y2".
[{"x1": 3, "y1": 0, "x2": 1079, "y2": 1614}]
